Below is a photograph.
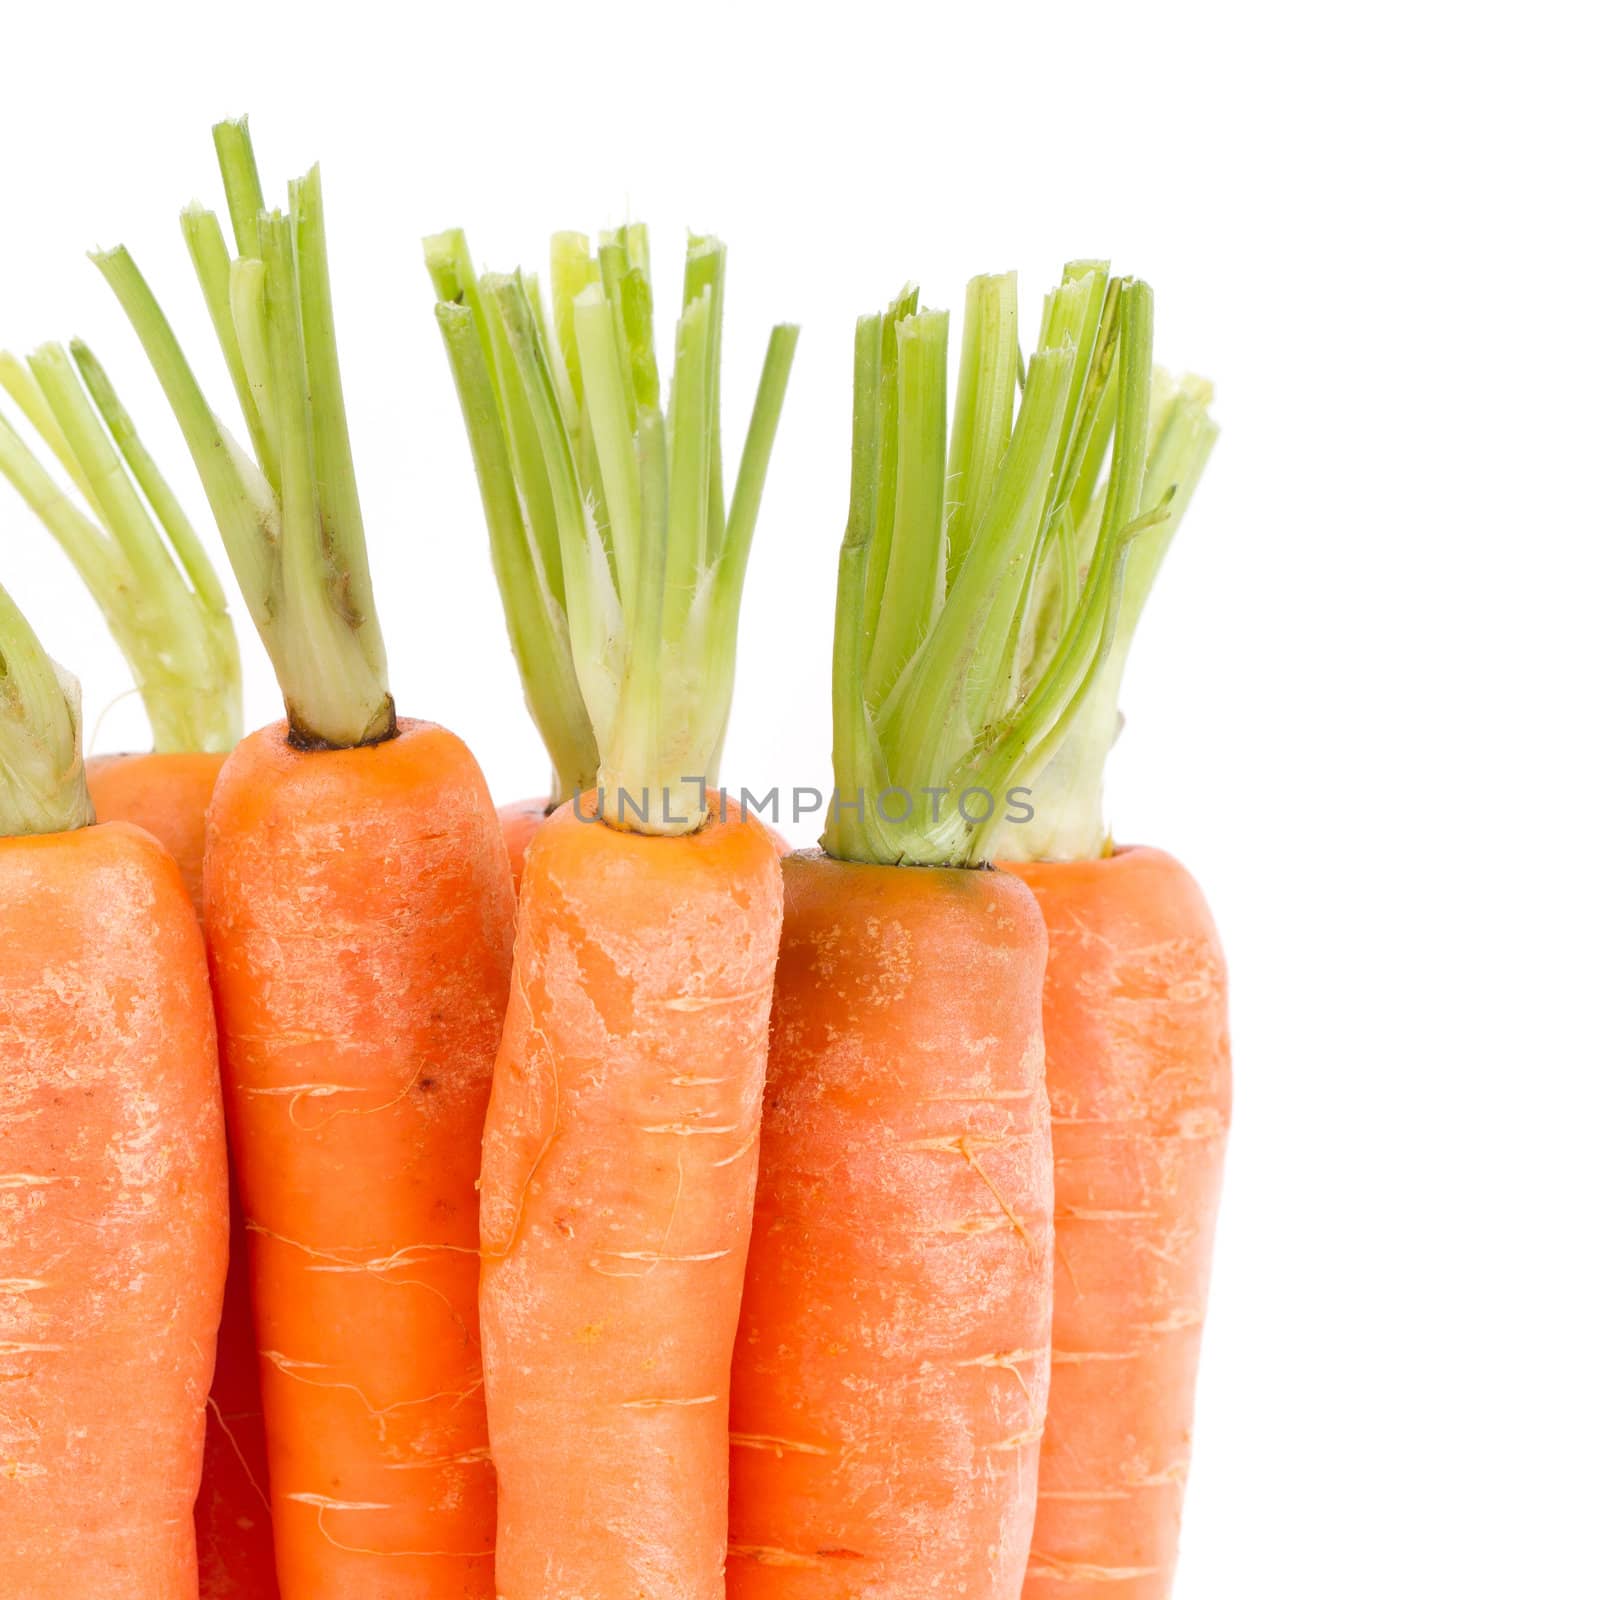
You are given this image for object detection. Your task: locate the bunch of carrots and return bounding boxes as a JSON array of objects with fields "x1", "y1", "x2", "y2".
[{"x1": 0, "y1": 116, "x2": 1228, "y2": 1600}]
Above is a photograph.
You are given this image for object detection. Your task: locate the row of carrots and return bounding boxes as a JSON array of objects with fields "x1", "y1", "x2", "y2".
[{"x1": 0, "y1": 118, "x2": 1230, "y2": 1600}]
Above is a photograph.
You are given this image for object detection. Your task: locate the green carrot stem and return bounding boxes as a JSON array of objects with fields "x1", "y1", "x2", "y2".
[
  {"x1": 0, "y1": 341, "x2": 240, "y2": 754},
  {"x1": 0, "y1": 582, "x2": 93, "y2": 837},
  {"x1": 434, "y1": 298, "x2": 598, "y2": 801},
  {"x1": 93, "y1": 117, "x2": 394, "y2": 749},
  {"x1": 826, "y1": 263, "x2": 1213, "y2": 868},
  {"x1": 427, "y1": 222, "x2": 796, "y2": 833}
]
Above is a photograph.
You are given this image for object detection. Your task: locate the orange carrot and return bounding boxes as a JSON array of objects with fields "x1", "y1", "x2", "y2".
[
  {"x1": 728, "y1": 853, "x2": 1053, "y2": 1596},
  {"x1": 97, "y1": 119, "x2": 516, "y2": 1597},
  {"x1": 984, "y1": 286, "x2": 1224, "y2": 1597},
  {"x1": 1005, "y1": 852, "x2": 1229, "y2": 1598},
  {"x1": 428, "y1": 223, "x2": 796, "y2": 1596},
  {"x1": 4, "y1": 336, "x2": 274, "y2": 1596},
  {"x1": 1, "y1": 587, "x2": 227, "y2": 1597},
  {"x1": 497, "y1": 798, "x2": 547, "y2": 898},
  {"x1": 481, "y1": 799, "x2": 781, "y2": 1594},
  {"x1": 86, "y1": 751, "x2": 225, "y2": 909},
  {"x1": 0, "y1": 826, "x2": 230, "y2": 1596},
  {"x1": 728, "y1": 264, "x2": 1164, "y2": 1595},
  {"x1": 206, "y1": 721, "x2": 513, "y2": 1595},
  {"x1": 85, "y1": 754, "x2": 280, "y2": 1600}
]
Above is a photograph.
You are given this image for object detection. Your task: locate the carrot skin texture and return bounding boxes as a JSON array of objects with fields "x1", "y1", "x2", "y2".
[
  {"x1": 87, "y1": 750, "x2": 227, "y2": 909},
  {"x1": 497, "y1": 799, "x2": 547, "y2": 899},
  {"x1": 84, "y1": 749, "x2": 281, "y2": 1600},
  {"x1": 204, "y1": 721, "x2": 515, "y2": 1599},
  {"x1": 196, "y1": 1174, "x2": 281, "y2": 1600},
  {"x1": 1005, "y1": 849, "x2": 1230, "y2": 1600},
  {"x1": 728, "y1": 851, "x2": 1054, "y2": 1599},
  {"x1": 480, "y1": 798, "x2": 783, "y2": 1600},
  {"x1": 0, "y1": 822, "x2": 229, "y2": 1597}
]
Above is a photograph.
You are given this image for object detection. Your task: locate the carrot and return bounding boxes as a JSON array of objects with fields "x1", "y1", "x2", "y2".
[
  {"x1": 428, "y1": 223, "x2": 796, "y2": 1596},
  {"x1": 1004, "y1": 853, "x2": 1228, "y2": 1598},
  {"x1": 206, "y1": 720, "x2": 512, "y2": 1594},
  {"x1": 497, "y1": 798, "x2": 547, "y2": 897},
  {"x1": 986, "y1": 315, "x2": 1227, "y2": 1598},
  {"x1": 96, "y1": 118, "x2": 515, "y2": 1597},
  {"x1": 481, "y1": 799, "x2": 781, "y2": 1592},
  {"x1": 730, "y1": 268, "x2": 1167, "y2": 1596},
  {"x1": 84, "y1": 751, "x2": 224, "y2": 905},
  {"x1": 0, "y1": 583, "x2": 227, "y2": 1596},
  {"x1": 2, "y1": 338, "x2": 277, "y2": 1595},
  {"x1": 86, "y1": 748, "x2": 283, "y2": 1600},
  {"x1": 729, "y1": 852, "x2": 1053, "y2": 1596}
]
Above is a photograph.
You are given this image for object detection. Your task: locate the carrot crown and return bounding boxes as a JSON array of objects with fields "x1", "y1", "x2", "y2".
[
  {"x1": 0, "y1": 342, "x2": 241, "y2": 755},
  {"x1": 0, "y1": 581, "x2": 93, "y2": 836},
  {"x1": 427, "y1": 226, "x2": 797, "y2": 833},
  {"x1": 91, "y1": 117, "x2": 395, "y2": 750},
  {"x1": 826, "y1": 267, "x2": 1214, "y2": 869}
]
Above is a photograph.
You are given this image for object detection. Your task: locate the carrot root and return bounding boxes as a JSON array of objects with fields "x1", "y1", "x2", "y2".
[
  {"x1": 729, "y1": 851, "x2": 1054, "y2": 1599},
  {"x1": 0, "y1": 823, "x2": 228, "y2": 1597},
  {"x1": 480, "y1": 798, "x2": 782, "y2": 1599},
  {"x1": 1006, "y1": 848, "x2": 1230, "y2": 1600},
  {"x1": 205, "y1": 721, "x2": 514, "y2": 1599}
]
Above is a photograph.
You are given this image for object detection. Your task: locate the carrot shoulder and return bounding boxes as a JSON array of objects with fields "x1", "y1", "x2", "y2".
[
  {"x1": 1005, "y1": 850, "x2": 1229, "y2": 1598},
  {"x1": 499, "y1": 798, "x2": 789, "y2": 899},
  {"x1": 728, "y1": 851, "x2": 1054, "y2": 1597},
  {"x1": 0, "y1": 822, "x2": 228, "y2": 1597},
  {"x1": 204, "y1": 720, "x2": 513, "y2": 1596},
  {"x1": 480, "y1": 799, "x2": 782, "y2": 1596}
]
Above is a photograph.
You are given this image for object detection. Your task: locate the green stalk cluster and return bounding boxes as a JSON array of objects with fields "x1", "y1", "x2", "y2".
[
  {"x1": 0, "y1": 582, "x2": 92, "y2": 837},
  {"x1": 92, "y1": 117, "x2": 394, "y2": 750},
  {"x1": 827, "y1": 266, "x2": 1215, "y2": 868},
  {"x1": 0, "y1": 343, "x2": 240, "y2": 754},
  {"x1": 427, "y1": 225, "x2": 797, "y2": 832}
]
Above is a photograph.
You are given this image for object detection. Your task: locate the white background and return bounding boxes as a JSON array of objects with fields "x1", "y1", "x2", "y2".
[{"x1": 3, "y1": 3, "x2": 1596, "y2": 1593}]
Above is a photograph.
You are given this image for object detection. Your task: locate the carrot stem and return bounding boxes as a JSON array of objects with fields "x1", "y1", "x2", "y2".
[
  {"x1": 824, "y1": 263, "x2": 1214, "y2": 868},
  {"x1": 92, "y1": 116, "x2": 395, "y2": 750},
  {"x1": 426, "y1": 221, "x2": 796, "y2": 831},
  {"x1": 0, "y1": 581, "x2": 92, "y2": 836},
  {"x1": 433, "y1": 292, "x2": 599, "y2": 801},
  {"x1": 0, "y1": 343, "x2": 241, "y2": 754}
]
